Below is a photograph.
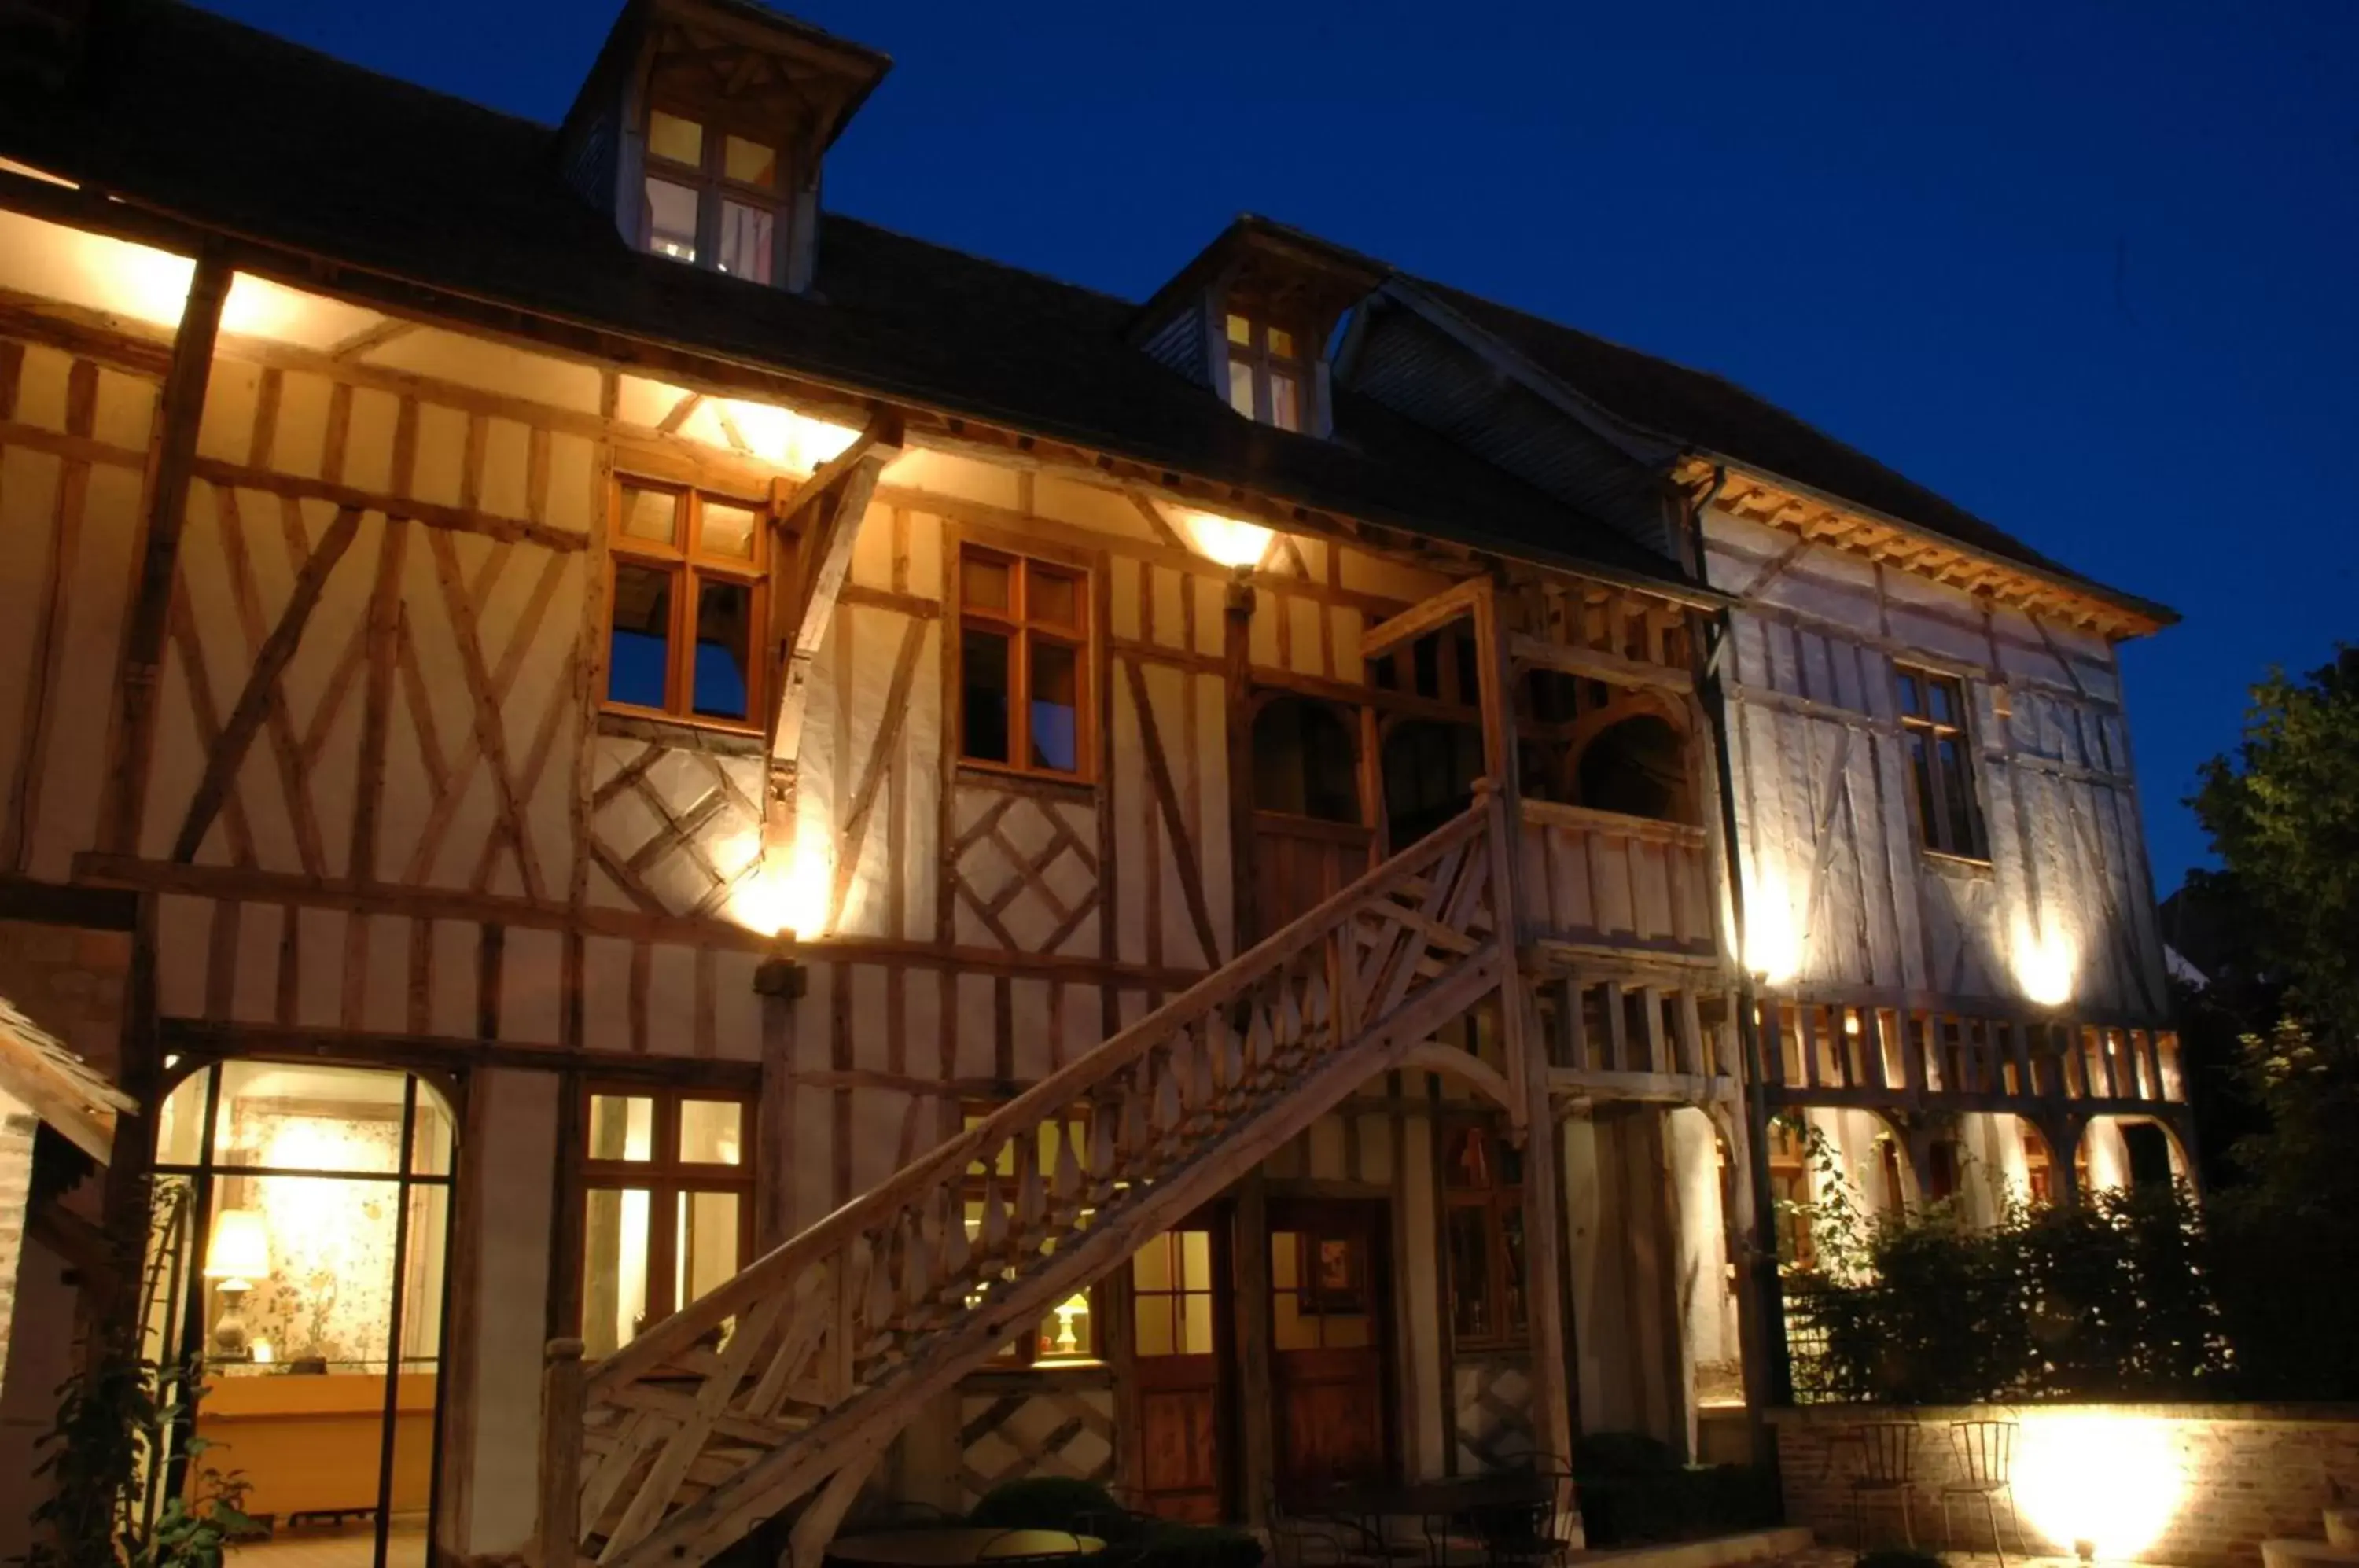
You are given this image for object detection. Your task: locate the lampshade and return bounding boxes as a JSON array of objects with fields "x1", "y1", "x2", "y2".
[{"x1": 203, "y1": 1209, "x2": 270, "y2": 1281}]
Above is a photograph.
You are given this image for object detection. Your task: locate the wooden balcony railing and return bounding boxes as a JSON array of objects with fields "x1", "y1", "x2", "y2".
[
  {"x1": 1516, "y1": 799, "x2": 1717, "y2": 960},
  {"x1": 1756, "y1": 999, "x2": 2185, "y2": 1110}
]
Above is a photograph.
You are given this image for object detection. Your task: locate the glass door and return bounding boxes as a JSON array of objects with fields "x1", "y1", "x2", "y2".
[{"x1": 153, "y1": 1062, "x2": 457, "y2": 1568}]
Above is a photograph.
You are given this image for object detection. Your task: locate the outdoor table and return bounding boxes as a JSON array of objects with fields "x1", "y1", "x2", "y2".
[{"x1": 828, "y1": 1529, "x2": 1106, "y2": 1568}]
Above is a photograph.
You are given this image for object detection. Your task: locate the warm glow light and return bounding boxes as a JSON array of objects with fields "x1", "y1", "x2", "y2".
[
  {"x1": 101, "y1": 243, "x2": 198, "y2": 328},
  {"x1": 1745, "y1": 867, "x2": 1801, "y2": 986},
  {"x1": 717, "y1": 399, "x2": 863, "y2": 473},
  {"x1": 1172, "y1": 507, "x2": 1275, "y2": 570},
  {"x1": 2015, "y1": 1412, "x2": 2186, "y2": 1559},
  {"x1": 220, "y1": 273, "x2": 321, "y2": 340},
  {"x1": 2013, "y1": 918, "x2": 2077, "y2": 1007},
  {"x1": 731, "y1": 843, "x2": 832, "y2": 940},
  {"x1": 202, "y1": 1209, "x2": 271, "y2": 1283},
  {"x1": 0, "y1": 156, "x2": 76, "y2": 190}
]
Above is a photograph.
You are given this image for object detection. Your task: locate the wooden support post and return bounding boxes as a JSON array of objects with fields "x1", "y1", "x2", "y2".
[
  {"x1": 1224, "y1": 570, "x2": 1258, "y2": 946},
  {"x1": 539, "y1": 1337, "x2": 587, "y2": 1568},
  {"x1": 1231, "y1": 1172, "x2": 1275, "y2": 1527},
  {"x1": 101, "y1": 251, "x2": 231, "y2": 854}
]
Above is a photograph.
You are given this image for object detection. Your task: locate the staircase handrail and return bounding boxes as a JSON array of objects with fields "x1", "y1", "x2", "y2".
[{"x1": 586, "y1": 790, "x2": 1496, "y2": 1399}]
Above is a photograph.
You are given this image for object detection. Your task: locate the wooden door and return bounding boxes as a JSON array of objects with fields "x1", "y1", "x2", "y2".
[
  {"x1": 1269, "y1": 1200, "x2": 1393, "y2": 1501},
  {"x1": 1244, "y1": 694, "x2": 1375, "y2": 938},
  {"x1": 1131, "y1": 1224, "x2": 1227, "y2": 1522}
]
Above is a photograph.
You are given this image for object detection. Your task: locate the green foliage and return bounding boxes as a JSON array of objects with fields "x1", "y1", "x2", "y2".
[
  {"x1": 2182, "y1": 650, "x2": 2359, "y2": 1397},
  {"x1": 1568, "y1": 1434, "x2": 1779, "y2": 1548},
  {"x1": 1782, "y1": 1125, "x2": 2231, "y2": 1403},
  {"x1": 22, "y1": 1344, "x2": 258, "y2": 1568}
]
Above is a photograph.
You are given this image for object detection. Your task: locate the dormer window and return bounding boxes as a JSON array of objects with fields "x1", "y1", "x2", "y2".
[
  {"x1": 641, "y1": 109, "x2": 783, "y2": 284},
  {"x1": 1224, "y1": 312, "x2": 1305, "y2": 432}
]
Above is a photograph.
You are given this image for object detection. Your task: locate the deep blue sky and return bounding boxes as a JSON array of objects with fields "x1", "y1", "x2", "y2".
[{"x1": 200, "y1": 0, "x2": 2358, "y2": 891}]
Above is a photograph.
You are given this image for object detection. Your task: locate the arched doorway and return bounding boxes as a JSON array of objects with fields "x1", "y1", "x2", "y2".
[
  {"x1": 1380, "y1": 717, "x2": 1481, "y2": 853},
  {"x1": 150, "y1": 1060, "x2": 458, "y2": 1568}
]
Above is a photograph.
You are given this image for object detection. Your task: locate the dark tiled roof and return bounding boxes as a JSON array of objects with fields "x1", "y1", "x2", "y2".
[
  {"x1": 1413, "y1": 282, "x2": 2141, "y2": 602},
  {"x1": 0, "y1": 1, "x2": 1689, "y2": 591}
]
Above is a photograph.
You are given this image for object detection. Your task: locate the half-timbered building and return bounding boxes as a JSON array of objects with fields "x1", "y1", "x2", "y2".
[{"x1": 0, "y1": 3, "x2": 2181, "y2": 1566}]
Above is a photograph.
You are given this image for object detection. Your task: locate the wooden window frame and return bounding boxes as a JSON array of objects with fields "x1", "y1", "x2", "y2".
[
  {"x1": 603, "y1": 478, "x2": 772, "y2": 734},
  {"x1": 573, "y1": 1085, "x2": 757, "y2": 1353},
  {"x1": 955, "y1": 546, "x2": 1095, "y2": 782},
  {"x1": 1439, "y1": 1120, "x2": 1529, "y2": 1350},
  {"x1": 961, "y1": 1100, "x2": 1101, "y2": 1367},
  {"x1": 639, "y1": 103, "x2": 788, "y2": 282},
  {"x1": 1220, "y1": 309, "x2": 1310, "y2": 432},
  {"x1": 1894, "y1": 663, "x2": 1989, "y2": 862}
]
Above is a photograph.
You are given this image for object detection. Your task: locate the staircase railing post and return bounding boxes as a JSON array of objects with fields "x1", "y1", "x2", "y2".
[{"x1": 539, "y1": 1336, "x2": 587, "y2": 1568}]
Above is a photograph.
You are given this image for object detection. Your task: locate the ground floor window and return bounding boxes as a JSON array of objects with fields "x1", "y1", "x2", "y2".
[
  {"x1": 1441, "y1": 1121, "x2": 1527, "y2": 1348},
  {"x1": 576, "y1": 1086, "x2": 753, "y2": 1358},
  {"x1": 150, "y1": 1060, "x2": 456, "y2": 1568}
]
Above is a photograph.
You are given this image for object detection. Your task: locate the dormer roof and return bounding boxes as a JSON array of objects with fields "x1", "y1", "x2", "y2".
[{"x1": 1128, "y1": 215, "x2": 1386, "y2": 351}]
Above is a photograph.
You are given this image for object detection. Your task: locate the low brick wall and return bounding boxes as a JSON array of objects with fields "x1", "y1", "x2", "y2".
[{"x1": 1770, "y1": 1403, "x2": 2359, "y2": 1568}]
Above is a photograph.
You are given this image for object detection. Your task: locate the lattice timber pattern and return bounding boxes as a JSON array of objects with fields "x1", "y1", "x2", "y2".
[{"x1": 546, "y1": 796, "x2": 1514, "y2": 1568}]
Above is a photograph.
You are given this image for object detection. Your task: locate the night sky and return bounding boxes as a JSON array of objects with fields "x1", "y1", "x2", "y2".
[{"x1": 191, "y1": 0, "x2": 2359, "y2": 893}]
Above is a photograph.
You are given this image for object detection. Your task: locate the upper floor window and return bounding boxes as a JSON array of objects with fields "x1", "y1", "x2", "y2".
[
  {"x1": 959, "y1": 548, "x2": 1089, "y2": 779},
  {"x1": 605, "y1": 481, "x2": 770, "y2": 729},
  {"x1": 642, "y1": 109, "x2": 782, "y2": 284},
  {"x1": 1224, "y1": 312, "x2": 1305, "y2": 432},
  {"x1": 1895, "y1": 664, "x2": 1986, "y2": 859}
]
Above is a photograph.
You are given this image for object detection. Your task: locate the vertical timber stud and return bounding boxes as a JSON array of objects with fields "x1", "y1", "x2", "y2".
[
  {"x1": 1473, "y1": 580, "x2": 1577, "y2": 1526},
  {"x1": 101, "y1": 250, "x2": 231, "y2": 854},
  {"x1": 1231, "y1": 1172, "x2": 1275, "y2": 1528},
  {"x1": 1688, "y1": 465, "x2": 1794, "y2": 1415},
  {"x1": 1223, "y1": 569, "x2": 1257, "y2": 944},
  {"x1": 539, "y1": 1337, "x2": 586, "y2": 1567}
]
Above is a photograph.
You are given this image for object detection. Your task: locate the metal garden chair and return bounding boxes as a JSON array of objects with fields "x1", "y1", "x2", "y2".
[
  {"x1": 1942, "y1": 1419, "x2": 2030, "y2": 1567},
  {"x1": 1848, "y1": 1422, "x2": 1921, "y2": 1550}
]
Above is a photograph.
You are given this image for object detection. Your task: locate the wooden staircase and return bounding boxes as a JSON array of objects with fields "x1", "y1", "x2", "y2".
[{"x1": 541, "y1": 794, "x2": 1518, "y2": 1568}]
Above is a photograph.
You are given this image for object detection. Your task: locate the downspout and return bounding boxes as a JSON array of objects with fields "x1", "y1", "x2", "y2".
[{"x1": 1684, "y1": 466, "x2": 1797, "y2": 1417}]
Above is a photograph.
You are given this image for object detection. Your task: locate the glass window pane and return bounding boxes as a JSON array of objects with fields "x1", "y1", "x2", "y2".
[
  {"x1": 588, "y1": 1095, "x2": 655, "y2": 1162},
  {"x1": 1268, "y1": 326, "x2": 1295, "y2": 359},
  {"x1": 717, "y1": 200, "x2": 775, "y2": 284},
  {"x1": 209, "y1": 1174, "x2": 396, "y2": 1372},
  {"x1": 1501, "y1": 1205, "x2": 1529, "y2": 1332},
  {"x1": 210, "y1": 1060, "x2": 404, "y2": 1174},
  {"x1": 1135, "y1": 1295, "x2": 1175, "y2": 1356},
  {"x1": 1133, "y1": 1235, "x2": 1174, "y2": 1294},
  {"x1": 409, "y1": 1085, "x2": 455, "y2": 1177},
  {"x1": 724, "y1": 134, "x2": 777, "y2": 189},
  {"x1": 1227, "y1": 359, "x2": 1256, "y2": 418},
  {"x1": 583, "y1": 1186, "x2": 651, "y2": 1358},
  {"x1": 963, "y1": 555, "x2": 1012, "y2": 613},
  {"x1": 157, "y1": 1070, "x2": 212, "y2": 1167},
  {"x1": 1226, "y1": 313, "x2": 1252, "y2": 346},
  {"x1": 649, "y1": 110, "x2": 705, "y2": 167},
  {"x1": 700, "y1": 500, "x2": 759, "y2": 561},
  {"x1": 1897, "y1": 672, "x2": 1922, "y2": 716},
  {"x1": 1180, "y1": 1292, "x2": 1215, "y2": 1355},
  {"x1": 1271, "y1": 1231, "x2": 1301, "y2": 1290},
  {"x1": 691, "y1": 578, "x2": 755, "y2": 721},
  {"x1": 1272, "y1": 1287, "x2": 1316, "y2": 1351},
  {"x1": 1029, "y1": 638, "x2": 1080, "y2": 773},
  {"x1": 644, "y1": 177, "x2": 699, "y2": 263},
  {"x1": 1930, "y1": 677, "x2": 1957, "y2": 725},
  {"x1": 676, "y1": 1189, "x2": 740, "y2": 1309},
  {"x1": 1448, "y1": 1206, "x2": 1492, "y2": 1341},
  {"x1": 961, "y1": 628, "x2": 1011, "y2": 764},
  {"x1": 679, "y1": 1100, "x2": 743, "y2": 1165},
  {"x1": 399, "y1": 1184, "x2": 450, "y2": 1367},
  {"x1": 1028, "y1": 567, "x2": 1079, "y2": 628},
  {"x1": 1269, "y1": 373, "x2": 1300, "y2": 432},
  {"x1": 620, "y1": 485, "x2": 679, "y2": 546},
  {"x1": 1444, "y1": 1124, "x2": 1490, "y2": 1189},
  {"x1": 1180, "y1": 1229, "x2": 1212, "y2": 1291},
  {"x1": 1907, "y1": 733, "x2": 1938, "y2": 842},
  {"x1": 607, "y1": 565, "x2": 674, "y2": 709}
]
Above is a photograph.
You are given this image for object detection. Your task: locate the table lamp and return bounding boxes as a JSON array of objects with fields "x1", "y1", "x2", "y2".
[{"x1": 203, "y1": 1208, "x2": 270, "y2": 1359}]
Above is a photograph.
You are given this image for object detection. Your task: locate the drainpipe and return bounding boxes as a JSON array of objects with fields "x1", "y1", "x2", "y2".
[{"x1": 1684, "y1": 466, "x2": 1797, "y2": 1420}]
